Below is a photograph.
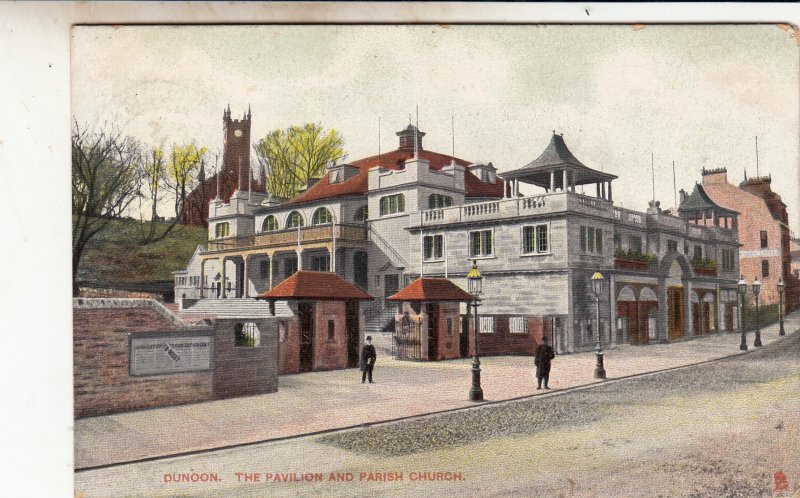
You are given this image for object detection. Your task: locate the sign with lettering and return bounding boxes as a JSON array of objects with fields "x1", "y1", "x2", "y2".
[{"x1": 130, "y1": 334, "x2": 213, "y2": 376}]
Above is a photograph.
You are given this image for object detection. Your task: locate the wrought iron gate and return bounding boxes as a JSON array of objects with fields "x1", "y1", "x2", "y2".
[{"x1": 394, "y1": 313, "x2": 423, "y2": 360}]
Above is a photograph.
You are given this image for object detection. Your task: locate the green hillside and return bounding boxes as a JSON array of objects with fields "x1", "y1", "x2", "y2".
[{"x1": 76, "y1": 218, "x2": 207, "y2": 285}]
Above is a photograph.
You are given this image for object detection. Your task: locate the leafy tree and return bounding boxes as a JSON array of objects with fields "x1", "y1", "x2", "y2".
[
  {"x1": 254, "y1": 123, "x2": 345, "y2": 198},
  {"x1": 72, "y1": 121, "x2": 143, "y2": 295},
  {"x1": 165, "y1": 143, "x2": 208, "y2": 218}
]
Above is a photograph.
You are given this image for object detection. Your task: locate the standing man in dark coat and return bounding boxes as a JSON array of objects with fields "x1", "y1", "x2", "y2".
[
  {"x1": 360, "y1": 335, "x2": 377, "y2": 383},
  {"x1": 534, "y1": 335, "x2": 555, "y2": 389}
]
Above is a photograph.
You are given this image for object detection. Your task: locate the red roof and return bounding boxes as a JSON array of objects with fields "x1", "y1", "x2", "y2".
[
  {"x1": 287, "y1": 148, "x2": 505, "y2": 206},
  {"x1": 387, "y1": 277, "x2": 475, "y2": 302},
  {"x1": 256, "y1": 271, "x2": 374, "y2": 301}
]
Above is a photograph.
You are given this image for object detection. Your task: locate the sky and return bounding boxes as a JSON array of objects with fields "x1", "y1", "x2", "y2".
[{"x1": 71, "y1": 24, "x2": 800, "y2": 230}]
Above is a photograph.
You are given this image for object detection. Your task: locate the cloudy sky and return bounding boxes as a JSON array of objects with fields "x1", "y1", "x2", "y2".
[{"x1": 72, "y1": 24, "x2": 799, "y2": 229}]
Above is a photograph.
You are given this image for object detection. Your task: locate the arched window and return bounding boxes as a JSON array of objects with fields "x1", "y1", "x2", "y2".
[
  {"x1": 214, "y1": 222, "x2": 230, "y2": 238},
  {"x1": 312, "y1": 207, "x2": 333, "y2": 225},
  {"x1": 287, "y1": 211, "x2": 305, "y2": 229},
  {"x1": 428, "y1": 194, "x2": 453, "y2": 209},
  {"x1": 354, "y1": 205, "x2": 368, "y2": 222},
  {"x1": 261, "y1": 215, "x2": 279, "y2": 232},
  {"x1": 379, "y1": 194, "x2": 405, "y2": 216}
]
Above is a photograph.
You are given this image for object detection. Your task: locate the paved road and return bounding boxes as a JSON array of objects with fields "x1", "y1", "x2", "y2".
[
  {"x1": 75, "y1": 329, "x2": 800, "y2": 497},
  {"x1": 74, "y1": 314, "x2": 799, "y2": 469}
]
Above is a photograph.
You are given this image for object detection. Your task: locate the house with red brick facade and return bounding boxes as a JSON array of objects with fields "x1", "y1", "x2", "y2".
[{"x1": 701, "y1": 168, "x2": 798, "y2": 312}]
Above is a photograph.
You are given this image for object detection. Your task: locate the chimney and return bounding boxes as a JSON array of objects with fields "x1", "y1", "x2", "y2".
[{"x1": 679, "y1": 189, "x2": 687, "y2": 205}]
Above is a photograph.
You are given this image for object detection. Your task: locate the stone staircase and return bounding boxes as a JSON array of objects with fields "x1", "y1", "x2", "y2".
[{"x1": 364, "y1": 299, "x2": 397, "y2": 357}]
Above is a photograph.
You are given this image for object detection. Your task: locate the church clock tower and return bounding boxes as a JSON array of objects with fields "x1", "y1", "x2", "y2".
[{"x1": 222, "y1": 104, "x2": 252, "y2": 191}]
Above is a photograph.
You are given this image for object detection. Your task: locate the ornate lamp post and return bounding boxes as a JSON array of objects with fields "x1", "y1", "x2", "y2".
[
  {"x1": 591, "y1": 272, "x2": 607, "y2": 379},
  {"x1": 467, "y1": 260, "x2": 484, "y2": 402},
  {"x1": 753, "y1": 276, "x2": 762, "y2": 347},
  {"x1": 738, "y1": 275, "x2": 748, "y2": 351},
  {"x1": 778, "y1": 277, "x2": 785, "y2": 336}
]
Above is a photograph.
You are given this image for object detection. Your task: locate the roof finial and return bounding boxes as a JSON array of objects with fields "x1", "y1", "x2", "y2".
[
  {"x1": 414, "y1": 105, "x2": 419, "y2": 160},
  {"x1": 552, "y1": 130, "x2": 556, "y2": 135}
]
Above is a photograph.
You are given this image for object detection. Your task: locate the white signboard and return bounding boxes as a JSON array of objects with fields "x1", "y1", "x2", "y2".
[{"x1": 130, "y1": 335, "x2": 213, "y2": 376}]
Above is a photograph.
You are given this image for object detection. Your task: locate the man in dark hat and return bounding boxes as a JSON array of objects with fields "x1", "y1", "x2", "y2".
[
  {"x1": 360, "y1": 335, "x2": 377, "y2": 383},
  {"x1": 534, "y1": 335, "x2": 555, "y2": 389}
]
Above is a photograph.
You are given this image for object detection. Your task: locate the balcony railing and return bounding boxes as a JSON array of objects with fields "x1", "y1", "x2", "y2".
[
  {"x1": 204, "y1": 223, "x2": 368, "y2": 252},
  {"x1": 413, "y1": 192, "x2": 601, "y2": 227}
]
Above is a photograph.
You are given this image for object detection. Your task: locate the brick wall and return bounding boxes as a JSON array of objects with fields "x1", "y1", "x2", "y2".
[
  {"x1": 313, "y1": 301, "x2": 349, "y2": 371},
  {"x1": 74, "y1": 308, "x2": 214, "y2": 418},
  {"x1": 213, "y1": 318, "x2": 278, "y2": 398},
  {"x1": 704, "y1": 172, "x2": 788, "y2": 307},
  {"x1": 466, "y1": 314, "x2": 540, "y2": 357}
]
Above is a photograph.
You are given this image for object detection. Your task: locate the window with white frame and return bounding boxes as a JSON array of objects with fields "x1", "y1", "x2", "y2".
[
  {"x1": 479, "y1": 316, "x2": 495, "y2": 333},
  {"x1": 287, "y1": 211, "x2": 305, "y2": 228},
  {"x1": 428, "y1": 193, "x2": 453, "y2": 209},
  {"x1": 312, "y1": 207, "x2": 333, "y2": 225},
  {"x1": 469, "y1": 230, "x2": 493, "y2": 257},
  {"x1": 509, "y1": 316, "x2": 528, "y2": 334},
  {"x1": 522, "y1": 224, "x2": 549, "y2": 254},
  {"x1": 423, "y1": 234, "x2": 444, "y2": 261},
  {"x1": 379, "y1": 194, "x2": 405, "y2": 216},
  {"x1": 214, "y1": 222, "x2": 230, "y2": 238},
  {"x1": 261, "y1": 215, "x2": 279, "y2": 232},
  {"x1": 579, "y1": 226, "x2": 602, "y2": 254}
]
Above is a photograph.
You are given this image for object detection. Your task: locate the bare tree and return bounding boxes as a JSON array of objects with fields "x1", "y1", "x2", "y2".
[{"x1": 72, "y1": 120, "x2": 143, "y2": 295}]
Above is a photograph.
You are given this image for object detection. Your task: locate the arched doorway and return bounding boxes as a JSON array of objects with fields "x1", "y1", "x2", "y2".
[
  {"x1": 616, "y1": 285, "x2": 637, "y2": 344},
  {"x1": 639, "y1": 287, "x2": 658, "y2": 344}
]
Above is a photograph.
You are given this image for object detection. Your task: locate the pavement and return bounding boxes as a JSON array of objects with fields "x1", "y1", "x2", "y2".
[{"x1": 74, "y1": 314, "x2": 800, "y2": 470}]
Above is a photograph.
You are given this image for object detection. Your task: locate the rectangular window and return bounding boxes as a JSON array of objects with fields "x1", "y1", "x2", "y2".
[
  {"x1": 522, "y1": 224, "x2": 549, "y2": 254},
  {"x1": 447, "y1": 318, "x2": 453, "y2": 336},
  {"x1": 760, "y1": 230, "x2": 768, "y2": 248},
  {"x1": 469, "y1": 230, "x2": 493, "y2": 257},
  {"x1": 379, "y1": 194, "x2": 405, "y2": 216},
  {"x1": 581, "y1": 226, "x2": 603, "y2": 254},
  {"x1": 667, "y1": 239, "x2": 678, "y2": 252},
  {"x1": 580, "y1": 226, "x2": 587, "y2": 252},
  {"x1": 762, "y1": 260, "x2": 770, "y2": 277},
  {"x1": 327, "y1": 320, "x2": 335, "y2": 341},
  {"x1": 309, "y1": 254, "x2": 330, "y2": 272},
  {"x1": 536, "y1": 225, "x2": 548, "y2": 253},
  {"x1": 215, "y1": 222, "x2": 230, "y2": 238},
  {"x1": 629, "y1": 236, "x2": 642, "y2": 254},
  {"x1": 423, "y1": 234, "x2": 444, "y2": 261},
  {"x1": 523, "y1": 226, "x2": 536, "y2": 254},
  {"x1": 596, "y1": 228, "x2": 603, "y2": 253},
  {"x1": 374, "y1": 275, "x2": 381, "y2": 287},
  {"x1": 479, "y1": 316, "x2": 495, "y2": 334},
  {"x1": 722, "y1": 249, "x2": 735, "y2": 271},
  {"x1": 260, "y1": 260, "x2": 270, "y2": 279},
  {"x1": 509, "y1": 316, "x2": 528, "y2": 334},
  {"x1": 694, "y1": 245, "x2": 703, "y2": 261}
]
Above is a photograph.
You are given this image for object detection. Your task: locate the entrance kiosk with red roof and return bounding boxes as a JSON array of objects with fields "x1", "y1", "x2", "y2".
[
  {"x1": 257, "y1": 271, "x2": 373, "y2": 374},
  {"x1": 387, "y1": 278, "x2": 475, "y2": 361}
]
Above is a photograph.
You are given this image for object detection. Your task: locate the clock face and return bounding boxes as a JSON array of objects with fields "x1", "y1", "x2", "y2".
[{"x1": 234, "y1": 129, "x2": 243, "y2": 138}]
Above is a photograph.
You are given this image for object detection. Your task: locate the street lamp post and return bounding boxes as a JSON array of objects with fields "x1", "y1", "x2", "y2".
[
  {"x1": 467, "y1": 260, "x2": 484, "y2": 402},
  {"x1": 753, "y1": 276, "x2": 762, "y2": 347},
  {"x1": 778, "y1": 277, "x2": 785, "y2": 336},
  {"x1": 738, "y1": 275, "x2": 748, "y2": 351},
  {"x1": 591, "y1": 272, "x2": 607, "y2": 379}
]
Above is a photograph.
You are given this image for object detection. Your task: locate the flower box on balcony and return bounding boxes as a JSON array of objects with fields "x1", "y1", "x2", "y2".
[
  {"x1": 615, "y1": 258, "x2": 650, "y2": 272},
  {"x1": 693, "y1": 266, "x2": 716, "y2": 276}
]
